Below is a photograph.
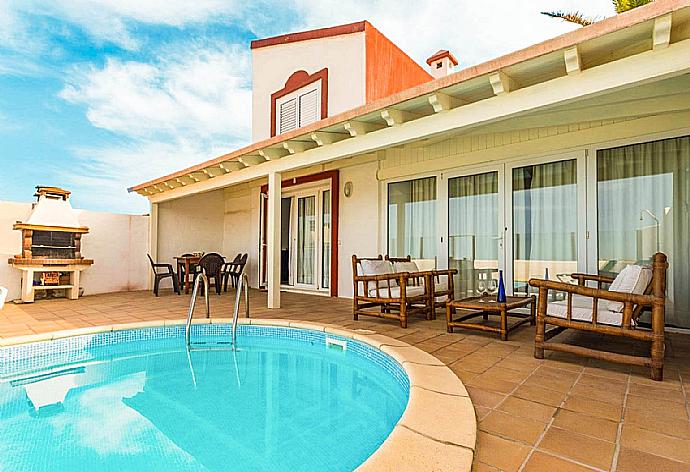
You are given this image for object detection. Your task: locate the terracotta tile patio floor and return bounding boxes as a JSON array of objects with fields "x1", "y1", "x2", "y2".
[{"x1": 1, "y1": 289, "x2": 690, "y2": 472}]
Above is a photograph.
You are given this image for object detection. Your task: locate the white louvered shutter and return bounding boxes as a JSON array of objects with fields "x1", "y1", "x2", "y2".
[
  {"x1": 279, "y1": 98, "x2": 298, "y2": 134},
  {"x1": 298, "y1": 88, "x2": 319, "y2": 127}
]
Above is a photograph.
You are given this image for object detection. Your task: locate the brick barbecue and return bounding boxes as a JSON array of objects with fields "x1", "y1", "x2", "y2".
[{"x1": 8, "y1": 187, "x2": 93, "y2": 303}]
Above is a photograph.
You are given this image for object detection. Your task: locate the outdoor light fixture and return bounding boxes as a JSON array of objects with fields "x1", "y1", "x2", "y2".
[{"x1": 344, "y1": 181, "x2": 353, "y2": 198}]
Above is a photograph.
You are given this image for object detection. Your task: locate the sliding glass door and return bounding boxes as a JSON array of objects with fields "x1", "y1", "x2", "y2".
[
  {"x1": 275, "y1": 186, "x2": 330, "y2": 292},
  {"x1": 387, "y1": 176, "x2": 437, "y2": 261},
  {"x1": 510, "y1": 159, "x2": 579, "y2": 296},
  {"x1": 596, "y1": 136, "x2": 690, "y2": 328},
  {"x1": 296, "y1": 195, "x2": 316, "y2": 286},
  {"x1": 447, "y1": 169, "x2": 504, "y2": 299}
]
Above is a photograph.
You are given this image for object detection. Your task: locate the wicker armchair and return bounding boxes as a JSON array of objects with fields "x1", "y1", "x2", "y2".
[
  {"x1": 352, "y1": 255, "x2": 432, "y2": 328},
  {"x1": 385, "y1": 255, "x2": 457, "y2": 318},
  {"x1": 147, "y1": 254, "x2": 180, "y2": 297},
  {"x1": 529, "y1": 253, "x2": 668, "y2": 381},
  {"x1": 197, "y1": 253, "x2": 225, "y2": 295}
]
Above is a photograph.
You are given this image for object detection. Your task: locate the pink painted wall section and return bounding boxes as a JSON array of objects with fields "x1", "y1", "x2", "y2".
[{"x1": 364, "y1": 22, "x2": 433, "y2": 103}]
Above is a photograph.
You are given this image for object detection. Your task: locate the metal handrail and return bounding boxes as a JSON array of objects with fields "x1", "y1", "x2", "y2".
[
  {"x1": 231, "y1": 271, "x2": 250, "y2": 348},
  {"x1": 185, "y1": 273, "x2": 209, "y2": 346}
]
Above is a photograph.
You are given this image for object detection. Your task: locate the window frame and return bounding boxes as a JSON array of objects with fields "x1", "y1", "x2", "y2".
[{"x1": 270, "y1": 68, "x2": 328, "y2": 137}]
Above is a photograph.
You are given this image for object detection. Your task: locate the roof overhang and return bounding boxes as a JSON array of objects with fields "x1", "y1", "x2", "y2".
[{"x1": 130, "y1": 0, "x2": 690, "y2": 201}]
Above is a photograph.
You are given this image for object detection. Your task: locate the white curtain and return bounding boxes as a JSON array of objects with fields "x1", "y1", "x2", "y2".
[
  {"x1": 598, "y1": 136, "x2": 690, "y2": 328},
  {"x1": 321, "y1": 190, "x2": 331, "y2": 289},
  {"x1": 388, "y1": 177, "x2": 437, "y2": 259},
  {"x1": 512, "y1": 160, "x2": 578, "y2": 293},
  {"x1": 449, "y1": 172, "x2": 499, "y2": 298},
  {"x1": 297, "y1": 196, "x2": 315, "y2": 285}
]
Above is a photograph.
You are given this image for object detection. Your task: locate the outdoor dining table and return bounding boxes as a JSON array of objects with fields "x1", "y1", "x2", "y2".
[{"x1": 174, "y1": 255, "x2": 201, "y2": 294}]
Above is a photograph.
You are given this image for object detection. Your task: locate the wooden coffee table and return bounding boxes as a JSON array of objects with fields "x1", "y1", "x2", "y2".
[{"x1": 446, "y1": 294, "x2": 536, "y2": 341}]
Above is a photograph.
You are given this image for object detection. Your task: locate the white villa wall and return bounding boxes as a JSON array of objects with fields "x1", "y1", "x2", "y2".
[
  {"x1": 337, "y1": 161, "x2": 379, "y2": 297},
  {"x1": 251, "y1": 32, "x2": 366, "y2": 142},
  {"x1": 157, "y1": 190, "x2": 225, "y2": 267},
  {"x1": 222, "y1": 186, "x2": 262, "y2": 286},
  {"x1": 0, "y1": 201, "x2": 149, "y2": 302}
]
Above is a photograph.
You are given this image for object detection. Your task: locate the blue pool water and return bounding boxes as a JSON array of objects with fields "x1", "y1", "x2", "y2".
[{"x1": 0, "y1": 325, "x2": 409, "y2": 471}]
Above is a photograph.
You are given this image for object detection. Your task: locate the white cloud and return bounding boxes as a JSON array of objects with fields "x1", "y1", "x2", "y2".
[
  {"x1": 61, "y1": 45, "x2": 251, "y2": 139},
  {"x1": 58, "y1": 42, "x2": 252, "y2": 212},
  {"x1": 6, "y1": 0, "x2": 243, "y2": 50}
]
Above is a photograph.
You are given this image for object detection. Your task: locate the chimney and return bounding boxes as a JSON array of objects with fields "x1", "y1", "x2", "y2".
[{"x1": 426, "y1": 50, "x2": 458, "y2": 79}]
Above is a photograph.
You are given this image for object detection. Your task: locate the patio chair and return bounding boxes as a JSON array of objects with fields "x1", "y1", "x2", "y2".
[
  {"x1": 197, "y1": 252, "x2": 225, "y2": 295},
  {"x1": 352, "y1": 255, "x2": 432, "y2": 328},
  {"x1": 529, "y1": 252, "x2": 668, "y2": 381},
  {"x1": 385, "y1": 255, "x2": 457, "y2": 318},
  {"x1": 222, "y1": 253, "x2": 248, "y2": 292},
  {"x1": 147, "y1": 254, "x2": 180, "y2": 297}
]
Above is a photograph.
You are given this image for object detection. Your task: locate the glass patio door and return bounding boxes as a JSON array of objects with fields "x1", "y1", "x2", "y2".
[
  {"x1": 446, "y1": 168, "x2": 505, "y2": 299},
  {"x1": 594, "y1": 136, "x2": 690, "y2": 328},
  {"x1": 509, "y1": 158, "x2": 579, "y2": 296},
  {"x1": 295, "y1": 195, "x2": 316, "y2": 287}
]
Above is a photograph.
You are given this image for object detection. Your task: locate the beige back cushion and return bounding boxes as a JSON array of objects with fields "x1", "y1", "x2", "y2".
[
  {"x1": 360, "y1": 259, "x2": 395, "y2": 277},
  {"x1": 393, "y1": 261, "x2": 419, "y2": 274},
  {"x1": 607, "y1": 265, "x2": 652, "y2": 312}
]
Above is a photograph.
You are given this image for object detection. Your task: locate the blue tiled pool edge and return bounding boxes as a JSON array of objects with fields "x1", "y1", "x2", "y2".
[{"x1": 0, "y1": 323, "x2": 409, "y2": 393}]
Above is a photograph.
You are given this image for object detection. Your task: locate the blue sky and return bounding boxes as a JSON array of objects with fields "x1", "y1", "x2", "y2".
[{"x1": 0, "y1": 0, "x2": 613, "y2": 214}]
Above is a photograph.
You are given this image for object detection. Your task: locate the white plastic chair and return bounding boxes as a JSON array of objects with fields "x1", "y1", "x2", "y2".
[{"x1": 0, "y1": 286, "x2": 7, "y2": 309}]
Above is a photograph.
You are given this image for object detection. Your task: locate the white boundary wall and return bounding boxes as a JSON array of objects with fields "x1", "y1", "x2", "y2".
[{"x1": 0, "y1": 201, "x2": 150, "y2": 302}]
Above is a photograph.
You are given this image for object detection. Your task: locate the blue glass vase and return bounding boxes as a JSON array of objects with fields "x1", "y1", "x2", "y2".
[{"x1": 497, "y1": 270, "x2": 507, "y2": 303}]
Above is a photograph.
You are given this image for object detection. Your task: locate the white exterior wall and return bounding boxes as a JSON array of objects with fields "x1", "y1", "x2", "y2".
[
  {"x1": 222, "y1": 186, "x2": 262, "y2": 287},
  {"x1": 157, "y1": 190, "x2": 225, "y2": 270},
  {"x1": 251, "y1": 32, "x2": 366, "y2": 142},
  {"x1": 337, "y1": 161, "x2": 380, "y2": 297},
  {"x1": 0, "y1": 201, "x2": 149, "y2": 302}
]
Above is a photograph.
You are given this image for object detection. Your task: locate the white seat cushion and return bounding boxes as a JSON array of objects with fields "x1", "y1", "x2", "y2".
[
  {"x1": 367, "y1": 285, "x2": 425, "y2": 299},
  {"x1": 606, "y1": 265, "x2": 652, "y2": 312},
  {"x1": 547, "y1": 295, "x2": 625, "y2": 326}
]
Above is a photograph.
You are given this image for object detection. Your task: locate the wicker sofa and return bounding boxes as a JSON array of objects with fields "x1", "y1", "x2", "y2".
[
  {"x1": 352, "y1": 255, "x2": 457, "y2": 328},
  {"x1": 529, "y1": 252, "x2": 668, "y2": 380}
]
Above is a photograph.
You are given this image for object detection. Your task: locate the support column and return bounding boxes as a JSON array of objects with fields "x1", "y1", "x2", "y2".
[
  {"x1": 148, "y1": 202, "x2": 159, "y2": 290},
  {"x1": 267, "y1": 172, "x2": 282, "y2": 309}
]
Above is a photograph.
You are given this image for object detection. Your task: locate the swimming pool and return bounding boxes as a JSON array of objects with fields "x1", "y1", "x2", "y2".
[{"x1": 0, "y1": 323, "x2": 409, "y2": 471}]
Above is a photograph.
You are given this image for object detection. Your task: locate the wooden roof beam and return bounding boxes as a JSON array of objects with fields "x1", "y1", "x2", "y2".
[
  {"x1": 219, "y1": 160, "x2": 246, "y2": 172},
  {"x1": 564, "y1": 46, "x2": 582, "y2": 75},
  {"x1": 381, "y1": 108, "x2": 416, "y2": 126},
  {"x1": 204, "y1": 166, "x2": 225, "y2": 178},
  {"x1": 343, "y1": 121, "x2": 382, "y2": 137},
  {"x1": 175, "y1": 176, "x2": 194, "y2": 186},
  {"x1": 489, "y1": 71, "x2": 518, "y2": 95},
  {"x1": 282, "y1": 141, "x2": 315, "y2": 155},
  {"x1": 259, "y1": 147, "x2": 288, "y2": 160},
  {"x1": 653, "y1": 13, "x2": 672, "y2": 50},
  {"x1": 310, "y1": 131, "x2": 348, "y2": 146},
  {"x1": 428, "y1": 92, "x2": 464, "y2": 113},
  {"x1": 239, "y1": 155, "x2": 266, "y2": 166},
  {"x1": 190, "y1": 171, "x2": 209, "y2": 182}
]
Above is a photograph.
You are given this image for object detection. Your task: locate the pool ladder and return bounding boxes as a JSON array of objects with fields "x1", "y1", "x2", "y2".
[{"x1": 185, "y1": 271, "x2": 249, "y2": 349}]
